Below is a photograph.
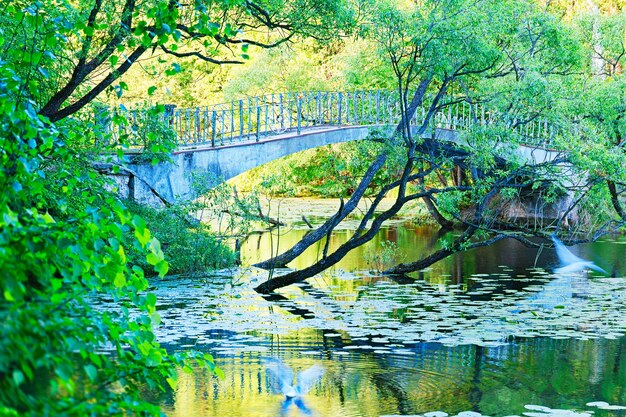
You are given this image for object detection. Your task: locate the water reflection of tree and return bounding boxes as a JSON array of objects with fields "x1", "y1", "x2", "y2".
[
  {"x1": 156, "y1": 335, "x2": 626, "y2": 416},
  {"x1": 477, "y1": 338, "x2": 626, "y2": 415}
]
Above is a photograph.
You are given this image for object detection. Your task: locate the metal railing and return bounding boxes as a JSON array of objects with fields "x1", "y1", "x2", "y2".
[{"x1": 98, "y1": 90, "x2": 556, "y2": 149}]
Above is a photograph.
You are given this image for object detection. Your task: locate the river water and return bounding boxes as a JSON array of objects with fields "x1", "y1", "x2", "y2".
[{"x1": 153, "y1": 200, "x2": 626, "y2": 417}]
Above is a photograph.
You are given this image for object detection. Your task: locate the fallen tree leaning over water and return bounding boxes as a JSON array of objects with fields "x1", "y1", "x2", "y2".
[{"x1": 253, "y1": 0, "x2": 626, "y2": 293}]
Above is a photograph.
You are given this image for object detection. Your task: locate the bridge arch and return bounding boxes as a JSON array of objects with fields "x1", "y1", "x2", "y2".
[{"x1": 124, "y1": 125, "x2": 377, "y2": 205}]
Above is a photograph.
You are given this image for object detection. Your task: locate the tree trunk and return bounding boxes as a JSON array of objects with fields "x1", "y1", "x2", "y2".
[
  {"x1": 417, "y1": 176, "x2": 454, "y2": 229},
  {"x1": 254, "y1": 80, "x2": 433, "y2": 270},
  {"x1": 383, "y1": 247, "x2": 454, "y2": 275},
  {"x1": 253, "y1": 153, "x2": 388, "y2": 269},
  {"x1": 607, "y1": 180, "x2": 626, "y2": 220}
]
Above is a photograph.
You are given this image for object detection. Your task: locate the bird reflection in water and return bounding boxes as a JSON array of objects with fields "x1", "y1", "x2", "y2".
[
  {"x1": 265, "y1": 359, "x2": 325, "y2": 416},
  {"x1": 280, "y1": 396, "x2": 313, "y2": 416},
  {"x1": 551, "y1": 235, "x2": 607, "y2": 275}
]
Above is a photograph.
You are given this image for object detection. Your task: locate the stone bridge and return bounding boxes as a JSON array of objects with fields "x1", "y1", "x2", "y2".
[{"x1": 105, "y1": 91, "x2": 559, "y2": 205}]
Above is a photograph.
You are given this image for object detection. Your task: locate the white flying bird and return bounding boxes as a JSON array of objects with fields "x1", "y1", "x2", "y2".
[
  {"x1": 265, "y1": 359, "x2": 325, "y2": 398},
  {"x1": 551, "y1": 235, "x2": 607, "y2": 275}
]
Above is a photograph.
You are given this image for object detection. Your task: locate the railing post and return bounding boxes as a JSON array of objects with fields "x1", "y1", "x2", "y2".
[
  {"x1": 256, "y1": 105, "x2": 261, "y2": 142},
  {"x1": 180, "y1": 109, "x2": 187, "y2": 145},
  {"x1": 279, "y1": 93, "x2": 284, "y2": 131},
  {"x1": 247, "y1": 97, "x2": 252, "y2": 140},
  {"x1": 229, "y1": 102, "x2": 234, "y2": 143},
  {"x1": 266, "y1": 95, "x2": 271, "y2": 135},
  {"x1": 453, "y1": 103, "x2": 458, "y2": 130},
  {"x1": 287, "y1": 93, "x2": 292, "y2": 130},
  {"x1": 221, "y1": 110, "x2": 226, "y2": 145},
  {"x1": 267, "y1": 96, "x2": 270, "y2": 132},
  {"x1": 238, "y1": 100, "x2": 244, "y2": 141},
  {"x1": 211, "y1": 110, "x2": 217, "y2": 147},
  {"x1": 195, "y1": 107, "x2": 200, "y2": 144},
  {"x1": 338, "y1": 93, "x2": 343, "y2": 125},
  {"x1": 326, "y1": 93, "x2": 331, "y2": 124},
  {"x1": 297, "y1": 95, "x2": 302, "y2": 134},
  {"x1": 376, "y1": 91, "x2": 381, "y2": 124},
  {"x1": 317, "y1": 91, "x2": 322, "y2": 124}
]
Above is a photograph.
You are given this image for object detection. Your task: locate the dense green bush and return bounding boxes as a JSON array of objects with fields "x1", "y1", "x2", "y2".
[
  {"x1": 126, "y1": 202, "x2": 236, "y2": 276},
  {"x1": 0, "y1": 67, "x2": 218, "y2": 417}
]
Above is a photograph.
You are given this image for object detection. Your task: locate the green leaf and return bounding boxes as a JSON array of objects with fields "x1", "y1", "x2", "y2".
[
  {"x1": 146, "y1": 292, "x2": 157, "y2": 308},
  {"x1": 146, "y1": 349, "x2": 163, "y2": 367},
  {"x1": 208, "y1": 22, "x2": 219, "y2": 36},
  {"x1": 12, "y1": 370, "x2": 24, "y2": 387},
  {"x1": 114, "y1": 85, "x2": 124, "y2": 98},
  {"x1": 146, "y1": 252, "x2": 160, "y2": 266},
  {"x1": 22, "y1": 364, "x2": 33, "y2": 380},
  {"x1": 51, "y1": 278, "x2": 63, "y2": 292},
  {"x1": 150, "y1": 311, "x2": 161, "y2": 326},
  {"x1": 131, "y1": 215, "x2": 146, "y2": 231},
  {"x1": 149, "y1": 237, "x2": 164, "y2": 257},
  {"x1": 155, "y1": 260, "x2": 169, "y2": 277},
  {"x1": 133, "y1": 215, "x2": 151, "y2": 247},
  {"x1": 89, "y1": 352, "x2": 103, "y2": 367},
  {"x1": 165, "y1": 63, "x2": 182, "y2": 76},
  {"x1": 113, "y1": 273, "x2": 126, "y2": 288},
  {"x1": 55, "y1": 363, "x2": 73, "y2": 382},
  {"x1": 41, "y1": 212, "x2": 55, "y2": 224},
  {"x1": 84, "y1": 364, "x2": 97, "y2": 382},
  {"x1": 109, "y1": 55, "x2": 119, "y2": 67},
  {"x1": 148, "y1": 86, "x2": 157, "y2": 96}
]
